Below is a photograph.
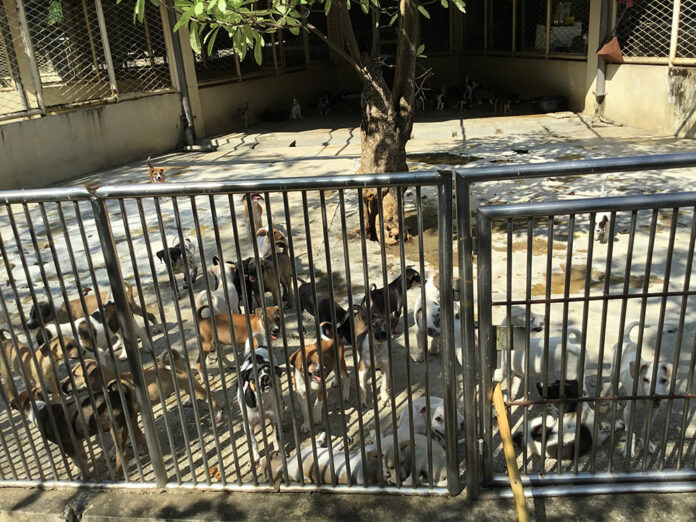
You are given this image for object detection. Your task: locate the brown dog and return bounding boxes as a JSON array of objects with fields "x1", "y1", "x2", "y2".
[
  {"x1": 196, "y1": 305, "x2": 281, "y2": 372},
  {"x1": 242, "y1": 193, "x2": 264, "y2": 243},
  {"x1": 60, "y1": 357, "x2": 116, "y2": 395},
  {"x1": 147, "y1": 156, "x2": 166, "y2": 183},
  {"x1": 247, "y1": 253, "x2": 293, "y2": 308},
  {"x1": 256, "y1": 226, "x2": 288, "y2": 258},
  {"x1": 1, "y1": 331, "x2": 80, "y2": 398},
  {"x1": 27, "y1": 281, "x2": 159, "y2": 334},
  {"x1": 120, "y1": 350, "x2": 223, "y2": 423},
  {"x1": 289, "y1": 323, "x2": 350, "y2": 433}
]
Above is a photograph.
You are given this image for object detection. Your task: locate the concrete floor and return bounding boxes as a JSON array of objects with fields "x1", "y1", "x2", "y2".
[{"x1": 1, "y1": 109, "x2": 696, "y2": 511}]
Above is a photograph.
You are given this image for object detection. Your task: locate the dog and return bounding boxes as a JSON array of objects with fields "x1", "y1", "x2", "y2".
[
  {"x1": 120, "y1": 349, "x2": 223, "y2": 424},
  {"x1": 36, "y1": 301, "x2": 153, "y2": 362},
  {"x1": 246, "y1": 253, "x2": 293, "y2": 308},
  {"x1": 195, "y1": 304, "x2": 281, "y2": 372},
  {"x1": 156, "y1": 238, "x2": 199, "y2": 298},
  {"x1": 381, "y1": 432, "x2": 448, "y2": 486},
  {"x1": 513, "y1": 402, "x2": 621, "y2": 460},
  {"x1": 146, "y1": 156, "x2": 166, "y2": 183},
  {"x1": 362, "y1": 267, "x2": 420, "y2": 334},
  {"x1": 289, "y1": 98, "x2": 302, "y2": 119},
  {"x1": 1, "y1": 330, "x2": 80, "y2": 398},
  {"x1": 10, "y1": 383, "x2": 141, "y2": 478},
  {"x1": 355, "y1": 306, "x2": 391, "y2": 408},
  {"x1": 317, "y1": 92, "x2": 332, "y2": 116},
  {"x1": 27, "y1": 281, "x2": 158, "y2": 334},
  {"x1": 238, "y1": 102, "x2": 251, "y2": 129},
  {"x1": 612, "y1": 321, "x2": 673, "y2": 457},
  {"x1": 194, "y1": 256, "x2": 241, "y2": 316},
  {"x1": 232, "y1": 257, "x2": 255, "y2": 311},
  {"x1": 436, "y1": 86, "x2": 446, "y2": 110},
  {"x1": 237, "y1": 347, "x2": 285, "y2": 465},
  {"x1": 60, "y1": 356, "x2": 116, "y2": 396},
  {"x1": 397, "y1": 396, "x2": 465, "y2": 447},
  {"x1": 413, "y1": 272, "x2": 441, "y2": 362},
  {"x1": 536, "y1": 379, "x2": 581, "y2": 414},
  {"x1": 256, "y1": 226, "x2": 288, "y2": 258},
  {"x1": 298, "y1": 279, "x2": 354, "y2": 345},
  {"x1": 415, "y1": 90, "x2": 427, "y2": 110},
  {"x1": 289, "y1": 322, "x2": 350, "y2": 433},
  {"x1": 242, "y1": 193, "x2": 264, "y2": 244}
]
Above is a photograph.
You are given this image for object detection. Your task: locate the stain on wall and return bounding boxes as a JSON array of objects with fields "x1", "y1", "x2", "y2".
[{"x1": 668, "y1": 67, "x2": 696, "y2": 138}]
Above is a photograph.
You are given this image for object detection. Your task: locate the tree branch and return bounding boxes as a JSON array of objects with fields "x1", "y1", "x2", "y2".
[{"x1": 336, "y1": 1, "x2": 363, "y2": 65}]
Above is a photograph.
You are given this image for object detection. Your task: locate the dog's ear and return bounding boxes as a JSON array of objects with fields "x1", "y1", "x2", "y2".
[
  {"x1": 288, "y1": 349, "x2": 301, "y2": 368},
  {"x1": 663, "y1": 363, "x2": 673, "y2": 379},
  {"x1": 212, "y1": 256, "x2": 220, "y2": 266},
  {"x1": 419, "y1": 404, "x2": 427, "y2": 415},
  {"x1": 370, "y1": 283, "x2": 377, "y2": 292},
  {"x1": 274, "y1": 365, "x2": 284, "y2": 377},
  {"x1": 156, "y1": 250, "x2": 165, "y2": 262},
  {"x1": 629, "y1": 360, "x2": 640, "y2": 379}
]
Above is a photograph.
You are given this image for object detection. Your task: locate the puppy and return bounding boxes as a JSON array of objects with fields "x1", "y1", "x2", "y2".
[
  {"x1": 156, "y1": 238, "x2": 198, "y2": 298},
  {"x1": 612, "y1": 321, "x2": 673, "y2": 457},
  {"x1": 195, "y1": 256, "x2": 241, "y2": 315},
  {"x1": 362, "y1": 267, "x2": 420, "y2": 334},
  {"x1": 256, "y1": 226, "x2": 288, "y2": 258},
  {"x1": 397, "y1": 395, "x2": 465, "y2": 447},
  {"x1": 298, "y1": 279, "x2": 353, "y2": 345},
  {"x1": 289, "y1": 323, "x2": 350, "y2": 433},
  {"x1": 537, "y1": 379, "x2": 581, "y2": 414},
  {"x1": 595, "y1": 212, "x2": 611, "y2": 244},
  {"x1": 232, "y1": 257, "x2": 255, "y2": 311},
  {"x1": 238, "y1": 102, "x2": 251, "y2": 129},
  {"x1": 413, "y1": 272, "x2": 441, "y2": 362},
  {"x1": 354, "y1": 306, "x2": 391, "y2": 408},
  {"x1": 27, "y1": 281, "x2": 158, "y2": 333},
  {"x1": 61, "y1": 356, "x2": 116, "y2": 395},
  {"x1": 246, "y1": 253, "x2": 293, "y2": 308},
  {"x1": 317, "y1": 92, "x2": 332, "y2": 116},
  {"x1": 436, "y1": 87, "x2": 446, "y2": 110},
  {"x1": 382, "y1": 432, "x2": 448, "y2": 486},
  {"x1": 196, "y1": 304, "x2": 281, "y2": 372},
  {"x1": 121, "y1": 349, "x2": 223, "y2": 424},
  {"x1": 242, "y1": 193, "x2": 264, "y2": 244},
  {"x1": 36, "y1": 301, "x2": 153, "y2": 362},
  {"x1": 1, "y1": 330, "x2": 80, "y2": 398},
  {"x1": 289, "y1": 98, "x2": 302, "y2": 119},
  {"x1": 237, "y1": 347, "x2": 285, "y2": 464},
  {"x1": 513, "y1": 402, "x2": 621, "y2": 460},
  {"x1": 146, "y1": 156, "x2": 166, "y2": 183}
]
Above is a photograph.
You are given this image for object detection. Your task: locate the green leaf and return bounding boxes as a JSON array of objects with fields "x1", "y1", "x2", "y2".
[
  {"x1": 173, "y1": 6, "x2": 195, "y2": 32},
  {"x1": 440, "y1": 0, "x2": 448, "y2": 7},
  {"x1": 189, "y1": 24, "x2": 202, "y2": 53},
  {"x1": 450, "y1": 0, "x2": 466, "y2": 13},
  {"x1": 289, "y1": 26, "x2": 300, "y2": 35},
  {"x1": 417, "y1": 5, "x2": 430, "y2": 19},
  {"x1": 254, "y1": 37, "x2": 263, "y2": 65},
  {"x1": 389, "y1": 12, "x2": 398, "y2": 25},
  {"x1": 417, "y1": 44, "x2": 425, "y2": 57},
  {"x1": 324, "y1": 0, "x2": 331, "y2": 16},
  {"x1": 360, "y1": 0, "x2": 369, "y2": 14},
  {"x1": 193, "y1": 1, "x2": 204, "y2": 16},
  {"x1": 206, "y1": 26, "x2": 220, "y2": 55},
  {"x1": 134, "y1": 0, "x2": 145, "y2": 22}
]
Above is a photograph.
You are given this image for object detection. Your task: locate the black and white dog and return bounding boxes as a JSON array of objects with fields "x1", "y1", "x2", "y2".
[
  {"x1": 156, "y1": 238, "x2": 198, "y2": 298},
  {"x1": 237, "y1": 347, "x2": 285, "y2": 465},
  {"x1": 362, "y1": 267, "x2": 421, "y2": 334}
]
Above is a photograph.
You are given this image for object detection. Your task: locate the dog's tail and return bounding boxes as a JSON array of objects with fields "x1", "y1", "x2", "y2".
[
  {"x1": 567, "y1": 328, "x2": 583, "y2": 344},
  {"x1": 0, "y1": 329, "x2": 11, "y2": 341},
  {"x1": 623, "y1": 321, "x2": 643, "y2": 344},
  {"x1": 146, "y1": 156, "x2": 153, "y2": 169},
  {"x1": 197, "y1": 304, "x2": 212, "y2": 320}
]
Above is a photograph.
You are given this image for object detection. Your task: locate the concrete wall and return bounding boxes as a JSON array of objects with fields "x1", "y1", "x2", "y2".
[{"x1": 0, "y1": 93, "x2": 183, "y2": 190}]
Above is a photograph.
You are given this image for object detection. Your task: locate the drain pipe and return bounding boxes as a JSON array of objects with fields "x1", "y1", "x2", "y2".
[
  {"x1": 595, "y1": 0, "x2": 612, "y2": 103},
  {"x1": 165, "y1": 0, "x2": 195, "y2": 147}
]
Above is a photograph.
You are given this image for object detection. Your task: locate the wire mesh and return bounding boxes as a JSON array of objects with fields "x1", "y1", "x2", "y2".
[
  {"x1": 463, "y1": 0, "x2": 485, "y2": 52},
  {"x1": 101, "y1": 1, "x2": 172, "y2": 94},
  {"x1": 548, "y1": 0, "x2": 589, "y2": 54},
  {"x1": 516, "y1": 0, "x2": 547, "y2": 53},
  {"x1": 24, "y1": 0, "x2": 113, "y2": 106},
  {"x1": 616, "y1": 0, "x2": 674, "y2": 58},
  {"x1": 488, "y1": 0, "x2": 513, "y2": 52},
  {"x1": 0, "y1": 2, "x2": 29, "y2": 117},
  {"x1": 677, "y1": 1, "x2": 696, "y2": 59}
]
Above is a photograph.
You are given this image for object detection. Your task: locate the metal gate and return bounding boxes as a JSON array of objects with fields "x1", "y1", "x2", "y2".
[{"x1": 0, "y1": 171, "x2": 459, "y2": 494}]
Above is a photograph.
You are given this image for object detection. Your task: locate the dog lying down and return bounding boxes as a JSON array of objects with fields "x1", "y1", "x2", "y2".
[{"x1": 397, "y1": 396, "x2": 465, "y2": 447}]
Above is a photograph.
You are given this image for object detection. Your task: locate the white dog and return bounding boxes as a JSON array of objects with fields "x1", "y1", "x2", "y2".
[
  {"x1": 289, "y1": 98, "x2": 302, "y2": 119},
  {"x1": 612, "y1": 321, "x2": 673, "y2": 457},
  {"x1": 194, "y1": 256, "x2": 241, "y2": 317},
  {"x1": 413, "y1": 272, "x2": 441, "y2": 362},
  {"x1": 397, "y1": 396, "x2": 465, "y2": 447},
  {"x1": 382, "y1": 432, "x2": 448, "y2": 486}
]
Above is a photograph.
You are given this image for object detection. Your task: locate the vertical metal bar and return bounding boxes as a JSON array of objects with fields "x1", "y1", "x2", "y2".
[
  {"x1": 0, "y1": 21, "x2": 29, "y2": 110},
  {"x1": 512, "y1": 0, "x2": 517, "y2": 55},
  {"x1": 669, "y1": 0, "x2": 682, "y2": 66},
  {"x1": 80, "y1": 0, "x2": 101, "y2": 78},
  {"x1": 142, "y1": 9, "x2": 157, "y2": 68},
  {"x1": 590, "y1": 211, "x2": 618, "y2": 472},
  {"x1": 483, "y1": 0, "x2": 489, "y2": 54},
  {"x1": 437, "y1": 171, "x2": 457, "y2": 495},
  {"x1": 545, "y1": 0, "x2": 552, "y2": 57},
  {"x1": 93, "y1": 0, "x2": 119, "y2": 96},
  {"x1": 13, "y1": 0, "x2": 45, "y2": 110},
  {"x1": 522, "y1": 218, "x2": 534, "y2": 473},
  {"x1": 455, "y1": 175, "x2": 479, "y2": 497},
  {"x1": 89, "y1": 195, "x2": 166, "y2": 486},
  {"x1": 539, "y1": 216, "x2": 554, "y2": 473}
]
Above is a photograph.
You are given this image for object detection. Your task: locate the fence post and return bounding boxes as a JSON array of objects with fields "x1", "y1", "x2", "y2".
[
  {"x1": 438, "y1": 170, "x2": 460, "y2": 495},
  {"x1": 93, "y1": 0, "x2": 119, "y2": 97},
  {"x1": 89, "y1": 193, "x2": 167, "y2": 487},
  {"x1": 455, "y1": 174, "x2": 481, "y2": 499},
  {"x1": 669, "y1": 0, "x2": 682, "y2": 66},
  {"x1": 13, "y1": 0, "x2": 45, "y2": 112}
]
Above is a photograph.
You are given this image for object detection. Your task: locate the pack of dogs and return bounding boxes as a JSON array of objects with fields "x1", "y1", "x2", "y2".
[
  {"x1": 415, "y1": 76, "x2": 520, "y2": 114},
  {"x1": 0, "y1": 182, "x2": 680, "y2": 482}
]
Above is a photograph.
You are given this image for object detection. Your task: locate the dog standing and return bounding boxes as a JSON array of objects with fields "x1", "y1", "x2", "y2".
[
  {"x1": 612, "y1": 321, "x2": 673, "y2": 457},
  {"x1": 237, "y1": 347, "x2": 285, "y2": 465},
  {"x1": 289, "y1": 322, "x2": 350, "y2": 433},
  {"x1": 195, "y1": 256, "x2": 241, "y2": 316},
  {"x1": 413, "y1": 272, "x2": 441, "y2": 362},
  {"x1": 355, "y1": 306, "x2": 391, "y2": 408},
  {"x1": 362, "y1": 267, "x2": 420, "y2": 334},
  {"x1": 298, "y1": 279, "x2": 354, "y2": 345},
  {"x1": 147, "y1": 156, "x2": 166, "y2": 183},
  {"x1": 242, "y1": 193, "x2": 264, "y2": 244},
  {"x1": 247, "y1": 252, "x2": 293, "y2": 309},
  {"x1": 156, "y1": 238, "x2": 199, "y2": 299},
  {"x1": 289, "y1": 98, "x2": 302, "y2": 119},
  {"x1": 256, "y1": 226, "x2": 288, "y2": 258},
  {"x1": 239, "y1": 102, "x2": 251, "y2": 129}
]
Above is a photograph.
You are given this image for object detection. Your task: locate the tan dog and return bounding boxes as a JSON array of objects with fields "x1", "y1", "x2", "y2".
[
  {"x1": 27, "y1": 281, "x2": 159, "y2": 334},
  {"x1": 247, "y1": 253, "x2": 293, "y2": 308},
  {"x1": 147, "y1": 156, "x2": 166, "y2": 183},
  {"x1": 289, "y1": 323, "x2": 350, "y2": 433},
  {"x1": 196, "y1": 305, "x2": 281, "y2": 372},
  {"x1": 1, "y1": 331, "x2": 80, "y2": 398},
  {"x1": 256, "y1": 226, "x2": 288, "y2": 258},
  {"x1": 61, "y1": 357, "x2": 116, "y2": 395},
  {"x1": 238, "y1": 103, "x2": 251, "y2": 129},
  {"x1": 120, "y1": 350, "x2": 223, "y2": 423},
  {"x1": 242, "y1": 193, "x2": 264, "y2": 243}
]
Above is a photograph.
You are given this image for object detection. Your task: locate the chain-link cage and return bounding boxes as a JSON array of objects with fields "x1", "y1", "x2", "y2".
[
  {"x1": 193, "y1": 29, "x2": 240, "y2": 83},
  {"x1": 102, "y1": 1, "x2": 172, "y2": 94},
  {"x1": 548, "y1": 0, "x2": 589, "y2": 54},
  {"x1": 0, "y1": 2, "x2": 30, "y2": 118},
  {"x1": 616, "y1": 0, "x2": 674, "y2": 58},
  {"x1": 24, "y1": 0, "x2": 112, "y2": 106},
  {"x1": 463, "y1": 0, "x2": 485, "y2": 52},
  {"x1": 676, "y1": 1, "x2": 696, "y2": 59},
  {"x1": 488, "y1": 0, "x2": 513, "y2": 52},
  {"x1": 516, "y1": 0, "x2": 546, "y2": 53}
]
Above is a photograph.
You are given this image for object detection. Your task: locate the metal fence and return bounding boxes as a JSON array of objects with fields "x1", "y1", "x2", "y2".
[
  {"x1": 0, "y1": 0, "x2": 172, "y2": 122},
  {"x1": 0, "y1": 171, "x2": 460, "y2": 494}
]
